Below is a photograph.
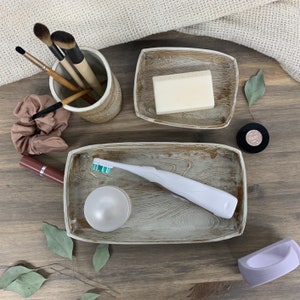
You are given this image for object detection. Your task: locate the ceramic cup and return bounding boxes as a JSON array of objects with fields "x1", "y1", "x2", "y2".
[{"x1": 49, "y1": 47, "x2": 122, "y2": 123}]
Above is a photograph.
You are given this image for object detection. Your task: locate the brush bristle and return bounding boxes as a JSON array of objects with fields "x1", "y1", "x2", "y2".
[
  {"x1": 91, "y1": 163, "x2": 112, "y2": 174},
  {"x1": 33, "y1": 23, "x2": 52, "y2": 46},
  {"x1": 15, "y1": 46, "x2": 25, "y2": 54},
  {"x1": 51, "y1": 31, "x2": 76, "y2": 49}
]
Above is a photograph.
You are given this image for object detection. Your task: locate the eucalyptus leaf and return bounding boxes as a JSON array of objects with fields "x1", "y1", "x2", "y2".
[
  {"x1": 80, "y1": 292, "x2": 100, "y2": 300},
  {"x1": 42, "y1": 222, "x2": 73, "y2": 260},
  {"x1": 0, "y1": 266, "x2": 33, "y2": 289},
  {"x1": 92, "y1": 244, "x2": 110, "y2": 272},
  {"x1": 244, "y1": 69, "x2": 266, "y2": 106},
  {"x1": 5, "y1": 271, "x2": 46, "y2": 298}
]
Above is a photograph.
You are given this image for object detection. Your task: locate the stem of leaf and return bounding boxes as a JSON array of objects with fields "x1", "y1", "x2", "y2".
[
  {"x1": 248, "y1": 106, "x2": 255, "y2": 120},
  {"x1": 37, "y1": 263, "x2": 119, "y2": 297}
]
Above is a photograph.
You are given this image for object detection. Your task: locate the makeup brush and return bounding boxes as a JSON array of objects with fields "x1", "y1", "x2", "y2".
[
  {"x1": 15, "y1": 46, "x2": 95, "y2": 104},
  {"x1": 51, "y1": 31, "x2": 104, "y2": 97},
  {"x1": 31, "y1": 88, "x2": 92, "y2": 120},
  {"x1": 33, "y1": 23, "x2": 86, "y2": 89}
]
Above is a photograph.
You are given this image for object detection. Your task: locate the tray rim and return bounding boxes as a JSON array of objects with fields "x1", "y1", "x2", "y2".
[
  {"x1": 133, "y1": 47, "x2": 239, "y2": 130},
  {"x1": 64, "y1": 142, "x2": 247, "y2": 244}
]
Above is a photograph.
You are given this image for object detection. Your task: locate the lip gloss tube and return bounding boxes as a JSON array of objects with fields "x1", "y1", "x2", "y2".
[{"x1": 19, "y1": 155, "x2": 64, "y2": 185}]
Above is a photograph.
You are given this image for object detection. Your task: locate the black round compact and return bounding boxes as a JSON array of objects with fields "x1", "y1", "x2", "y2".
[{"x1": 236, "y1": 122, "x2": 269, "y2": 153}]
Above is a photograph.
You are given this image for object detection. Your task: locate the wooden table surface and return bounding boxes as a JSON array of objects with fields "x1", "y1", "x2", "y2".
[{"x1": 1, "y1": 31, "x2": 300, "y2": 300}]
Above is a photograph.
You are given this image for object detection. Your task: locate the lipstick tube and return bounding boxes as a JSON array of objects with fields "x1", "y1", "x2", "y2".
[{"x1": 19, "y1": 155, "x2": 64, "y2": 185}]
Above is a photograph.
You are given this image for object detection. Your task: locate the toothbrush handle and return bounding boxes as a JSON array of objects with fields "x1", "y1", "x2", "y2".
[
  {"x1": 98, "y1": 160, "x2": 238, "y2": 219},
  {"x1": 132, "y1": 166, "x2": 237, "y2": 219}
]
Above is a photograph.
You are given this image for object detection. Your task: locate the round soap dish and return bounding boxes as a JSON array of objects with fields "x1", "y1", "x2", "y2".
[{"x1": 238, "y1": 238, "x2": 300, "y2": 286}]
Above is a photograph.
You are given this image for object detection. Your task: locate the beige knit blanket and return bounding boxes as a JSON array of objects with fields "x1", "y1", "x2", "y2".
[{"x1": 1, "y1": 0, "x2": 299, "y2": 86}]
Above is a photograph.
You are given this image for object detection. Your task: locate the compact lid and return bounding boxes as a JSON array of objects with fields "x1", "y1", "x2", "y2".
[{"x1": 236, "y1": 122, "x2": 269, "y2": 153}]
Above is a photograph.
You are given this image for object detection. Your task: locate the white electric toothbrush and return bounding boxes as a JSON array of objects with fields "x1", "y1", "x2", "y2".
[{"x1": 91, "y1": 158, "x2": 238, "y2": 219}]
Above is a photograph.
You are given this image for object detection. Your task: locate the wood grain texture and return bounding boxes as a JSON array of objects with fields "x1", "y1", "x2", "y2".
[
  {"x1": 0, "y1": 31, "x2": 300, "y2": 299},
  {"x1": 64, "y1": 142, "x2": 246, "y2": 244}
]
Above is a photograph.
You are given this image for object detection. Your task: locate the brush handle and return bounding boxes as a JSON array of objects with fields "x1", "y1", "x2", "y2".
[
  {"x1": 73, "y1": 58, "x2": 104, "y2": 96},
  {"x1": 48, "y1": 44, "x2": 86, "y2": 89},
  {"x1": 22, "y1": 50, "x2": 74, "y2": 90},
  {"x1": 47, "y1": 69, "x2": 95, "y2": 104},
  {"x1": 98, "y1": 159, "x2": 238, "y2": 219},
  {"x1": 31, "y1": 102, "x2": 62, "y2": 120},
  {"x1": 21, "y1": 51, "x2": 94, "y2": 104},
  {"x1": 61, "y1": 88, "x2": 92, "y2": 105},
  {"x1": 32, "y1": 88, "x2": 91, "y2": 120},
  {"x1": 47, "y1": 68, "x2": 81, "y2": 92},
  {"x1": 59, "y1": 58, "x2": 86, "y2": 89},
  {"x1": 48, "y1": 44, "x2": 65, "y2": 61},
  {"x1": 65, "y1": 44, "x2": 103, "y2": 96}
]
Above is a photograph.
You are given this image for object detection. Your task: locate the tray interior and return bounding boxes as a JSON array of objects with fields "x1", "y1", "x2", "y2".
[
  {"x1": 134, "y1": 48, "x2": 238, "y2": 129},
  {"x1": 64, "y1": 143, "x2": 247, "y2": 244}
]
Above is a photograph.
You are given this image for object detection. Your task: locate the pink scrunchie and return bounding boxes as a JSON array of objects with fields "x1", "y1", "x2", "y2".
[{"x1": 11, "y1": 94, "x2": 71, "y2": 155}]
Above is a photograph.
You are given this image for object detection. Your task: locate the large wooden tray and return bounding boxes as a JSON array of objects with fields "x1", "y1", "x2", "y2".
[{"x1": 64, "y1": 142, "x2": 247, "y2": 244}]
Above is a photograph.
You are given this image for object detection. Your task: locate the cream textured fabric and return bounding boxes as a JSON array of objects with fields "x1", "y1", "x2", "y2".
[
  {"x1": 179, "y1": 0, "x2": 300, "y2": 82},
  {"x1": 0, "y1": 0, "x2": 298, "y2": 86}
]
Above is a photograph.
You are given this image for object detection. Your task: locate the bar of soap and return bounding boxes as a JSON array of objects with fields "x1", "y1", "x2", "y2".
[{"x1": 152, "y1": 70, "x2": 215, "y2": 115}]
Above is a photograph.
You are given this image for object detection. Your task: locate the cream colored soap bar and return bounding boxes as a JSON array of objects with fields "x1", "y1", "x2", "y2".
[{"x1": 152, "y1": 70, "x2": 215, "y2": 115}]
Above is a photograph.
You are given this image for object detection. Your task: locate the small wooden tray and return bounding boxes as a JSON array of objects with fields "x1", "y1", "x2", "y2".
[
  {"x1": 134, "y1": 47, "x2": 239, "y2": 129},
  {"x1": 64, "y1": 142, "x2": 247, "y2": 244}
]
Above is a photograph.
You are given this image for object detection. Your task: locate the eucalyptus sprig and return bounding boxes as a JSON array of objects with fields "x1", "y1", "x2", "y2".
[
  {"x1": 42, "y1": 222, "x2": 74, "y2": 260},
  {"x1": 0, "y1": 266, "x2": 46, "y2": 298},
  {"x1": 244, "y1": 69, "x2": 266, "y2": 106},
  {"x1": 0, "y1": 222, "x2": 111, "y2": 298},
  {"x1": 93, "y1": 244, "x2": 110, "y2": 272},
  {"x1": 80, "y1": 292, "x2": 100, "y2": 300}
]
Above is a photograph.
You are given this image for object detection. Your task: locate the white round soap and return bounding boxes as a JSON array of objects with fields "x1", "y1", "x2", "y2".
[{"x1": 84, "y1": 186, "x2": 131, "y2": 232}]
